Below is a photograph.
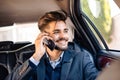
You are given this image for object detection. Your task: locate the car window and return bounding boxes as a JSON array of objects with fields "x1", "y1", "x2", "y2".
[
  {"x1": 0, "y1": 22, "x2": 39, "y2": 43},
  {"x1": 80, "y1": 0, "x2": 120, "y2": 50},
  {"x1": 0, "y1": 19, "x2": 74, "y2": 43}
]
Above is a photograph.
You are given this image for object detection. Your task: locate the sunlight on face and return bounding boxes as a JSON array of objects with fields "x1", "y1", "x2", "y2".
[{"x1": 44, "y1": 21, "x2": 69, "y2": 50}]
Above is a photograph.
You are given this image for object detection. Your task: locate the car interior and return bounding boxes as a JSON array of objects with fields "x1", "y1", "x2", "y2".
[{"x1": 0, "y1": 0, "x2": 120, "y2": 80}]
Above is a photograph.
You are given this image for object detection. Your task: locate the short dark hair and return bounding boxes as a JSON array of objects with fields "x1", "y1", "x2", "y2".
[{"x1": 38, "y1": 10, "x2": 67, "y2": 31}]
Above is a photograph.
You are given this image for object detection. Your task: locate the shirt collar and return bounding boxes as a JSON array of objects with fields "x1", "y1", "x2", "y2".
[{"x1": 46, "y1": 51, "x2": 64, "y2": 62}]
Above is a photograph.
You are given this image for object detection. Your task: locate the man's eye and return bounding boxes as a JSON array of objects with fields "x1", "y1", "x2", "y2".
[
  {"x1": 53, "y1": 32, "x2": 59, "y2": 34},
  {"x1": 64, "y1": 30, "x2": 68, "y2": 33}
]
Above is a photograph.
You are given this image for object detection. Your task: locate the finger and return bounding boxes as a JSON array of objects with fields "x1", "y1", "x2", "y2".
[{"x1": 36, "y1": 33, "x2": 48, "y2": 39}]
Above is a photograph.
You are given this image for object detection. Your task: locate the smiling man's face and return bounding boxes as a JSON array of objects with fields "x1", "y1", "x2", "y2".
[{"x1": 44, "y1": 21, "x2": 69, "y2": 51}]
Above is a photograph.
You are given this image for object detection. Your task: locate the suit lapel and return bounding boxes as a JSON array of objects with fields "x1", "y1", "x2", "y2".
[
  {"x1": 36, "y1": 42, "x2": 78, "y2": 80},
  {"x1": 60, "y1": 50, "x2": 75, "y2": 80}
]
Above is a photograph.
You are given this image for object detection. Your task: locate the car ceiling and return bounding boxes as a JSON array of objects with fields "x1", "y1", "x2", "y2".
[
  {"x1": 0, "y1": 0, "x2": 69, "y2": 27},
  {"x1": 1, "y1": 0, "x2": 119, "y2": 27}
]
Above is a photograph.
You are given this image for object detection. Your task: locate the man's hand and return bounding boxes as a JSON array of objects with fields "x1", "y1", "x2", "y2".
[{"x1": 32, "y1": 33, "x2": 49, "y2": 61}]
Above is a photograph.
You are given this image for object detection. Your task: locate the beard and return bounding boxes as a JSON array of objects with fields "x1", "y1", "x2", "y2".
[
  {"x1": 54, "y1": 37, "x2": 69, "y2": 51},
  {"x1": 55, "y1": 44, "x2": 68, "y2": 51}
]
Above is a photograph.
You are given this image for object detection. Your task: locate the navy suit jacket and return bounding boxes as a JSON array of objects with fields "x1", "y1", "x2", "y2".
[{"x1": 6, "y1": 42, "x2": 99, "y2": 80}]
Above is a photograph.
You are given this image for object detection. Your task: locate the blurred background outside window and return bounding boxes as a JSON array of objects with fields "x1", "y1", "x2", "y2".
[{"x1": 81, "y1": 0, "x2": 120, "y2": 50}]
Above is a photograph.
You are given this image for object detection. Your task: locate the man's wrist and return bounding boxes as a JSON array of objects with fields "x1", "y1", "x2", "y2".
[{"x1": 29, "y1": 56, "x2": 40, "y2": 66}]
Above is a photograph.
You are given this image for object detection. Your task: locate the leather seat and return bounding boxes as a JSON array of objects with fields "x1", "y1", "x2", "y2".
[
  {"x1": 0, "y1": 64, "x2": 8, "y2": 80},
  {"x1": 0, "y1": 41, "x2": 13, "y2": 51}
]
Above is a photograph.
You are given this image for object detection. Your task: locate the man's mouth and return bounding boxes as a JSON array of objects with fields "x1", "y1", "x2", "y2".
[
  {"x1": 58, "y1": 40, "x2": 66, "y2": 43},
  {"x1": 56, "y1": 38, "x2": 68, "y2": 42},
  {"x1": 57, "y1": 40, "x2": 68, "y2": 46}
]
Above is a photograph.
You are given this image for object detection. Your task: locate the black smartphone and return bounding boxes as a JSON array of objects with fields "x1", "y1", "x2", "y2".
[{"x1": 43, "y1": 38, "x2": 55, "y2": 51}]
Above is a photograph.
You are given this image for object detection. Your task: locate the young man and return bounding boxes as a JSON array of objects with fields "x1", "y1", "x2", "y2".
[{"x1": 6, "y1": 11, "x2": 98, "y2": 80}]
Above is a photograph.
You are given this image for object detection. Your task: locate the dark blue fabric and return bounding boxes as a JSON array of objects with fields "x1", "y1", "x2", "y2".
[
  {"x1": 6, "y1": 42, "x2": 99, "y2": 80},
  {"x1": 29, "y1": 60, "x2": 37, "y2": 70},
  {"x1": 45, "y1": 58, "x2": 61, "y2": 80}
]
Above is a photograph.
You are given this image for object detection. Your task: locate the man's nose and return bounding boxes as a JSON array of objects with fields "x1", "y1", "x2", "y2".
[{"x1": 59, "y1": 32, "x2": 67, "y2": 38}]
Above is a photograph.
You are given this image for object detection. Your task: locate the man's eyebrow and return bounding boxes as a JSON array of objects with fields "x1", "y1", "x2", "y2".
[
  {"x1": 54, "y1": 28, "x2": 69, "y2": 31},
  {"x1": 53, "y1": 29, "x2": 60, "y2": 32},
  {"x1": 43, "y1": 31, "x2": 49, "y2": 33},
  {"x1": 64, "y1": 28, "x2": 69, "y2": 30}
]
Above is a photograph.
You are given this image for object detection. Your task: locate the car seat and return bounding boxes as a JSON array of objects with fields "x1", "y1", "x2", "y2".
[{"x1": 0, "y1": 64, "x2": 8, "y2": 80}]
